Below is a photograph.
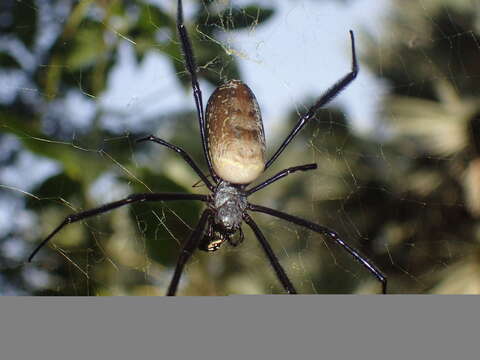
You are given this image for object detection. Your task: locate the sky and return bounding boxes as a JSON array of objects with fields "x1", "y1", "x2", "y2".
[{"x1": 100, "y1": 0, "x2": 392, "y2": 138}]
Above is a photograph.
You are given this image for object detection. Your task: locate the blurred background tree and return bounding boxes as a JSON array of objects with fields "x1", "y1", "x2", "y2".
[
  {"x1": 356, "y1": 0, "x2": 480, "y2": 293},
  {"x1": 1, "y1": 0, "x2": 479, "y2": 295}
]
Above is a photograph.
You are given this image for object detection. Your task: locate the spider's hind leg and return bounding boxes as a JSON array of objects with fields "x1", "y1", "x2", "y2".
[
  {"x1": 248, "y1": 203, "x2": 387, "y2": 294},
  {"x1": 243, "y1": 214, "x2": 297, "y2": 294},
  {"x1": 167, "y1": 209, "x2": 213, "y2": 296}
]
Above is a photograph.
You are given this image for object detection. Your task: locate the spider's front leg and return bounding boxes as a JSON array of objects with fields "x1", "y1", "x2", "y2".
[
  {"x1": 265, "y1": 31, "x2": 359, "y2": 170},
  {"x1": 176, "y1": 0, "x2": 216, "y2": 181}
]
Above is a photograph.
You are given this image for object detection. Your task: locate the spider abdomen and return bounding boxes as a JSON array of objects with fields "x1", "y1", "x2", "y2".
[
  {"x1": 214, "y1": 181, "x2": 247, "y2": 231},
  {"x1": 206, "y1": 80, "x2": 266, "y2": 184}
]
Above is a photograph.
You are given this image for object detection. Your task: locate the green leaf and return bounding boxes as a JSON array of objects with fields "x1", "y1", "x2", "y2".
[
  {"x1": 1, "y1": 0, "x2": 37, "y2": 49},
  {"x1": 66, "y1": 22, "x2": 106, "y2": 70},
  {"x1": 1, "y1": 113, "x2": 108, "y2": 183},
  {"x1": 0, "y1": 51, "x2": 21, "y2": 68}
]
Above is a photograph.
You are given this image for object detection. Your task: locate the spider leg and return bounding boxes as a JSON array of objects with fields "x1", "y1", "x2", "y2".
[
  {"x1": 265, "y1": 31, "x2": 358, "y2": 170},
  {"x1": 248, "y1": 203, "x2": 387, "y2": 294},
  {"x1": 177, "y1": 0, "x2": 217, "y2": 182},
  {"x1": 167, "y1": 209, "x2": 213, "y2": 296},
  {"x1": 246, "y1": 163, "x2": 317, "y2": 196},
  {"x1": 244, "y1": 214, "x2": 297, "y2": 294},
  {"x1": 137, "y1": 135, "x2": 214, "y2": 191},
  {"x1": 28, "y1": 193, "x2": 208, "y2": 262}
]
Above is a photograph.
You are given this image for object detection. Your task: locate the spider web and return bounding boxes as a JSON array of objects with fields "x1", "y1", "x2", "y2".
[{"x1": 1, "y1": 0, "x2": 480, "y2": 295}]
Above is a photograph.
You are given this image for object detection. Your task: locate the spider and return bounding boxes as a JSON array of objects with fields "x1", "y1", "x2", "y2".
[{"x1": 28, "y1": 0, "x2": 387, "y2": 295}]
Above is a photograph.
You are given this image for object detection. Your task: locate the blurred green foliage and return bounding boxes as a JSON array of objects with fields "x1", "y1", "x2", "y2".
[
  {"x1": 1, "y1": 0, "x2": 480, "y2": 295},
  {"x1": 0, "y1": 0, "x2": 277, "y2": 295},
  {"x1": 358, "y1": 0, "x2": 480, "y2": 293}
]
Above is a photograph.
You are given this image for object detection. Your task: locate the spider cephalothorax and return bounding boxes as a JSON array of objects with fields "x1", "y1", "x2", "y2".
[
  {"x1": 27, "y1": 0, "x2": 387, "y2": 295},
  {"x1": 212, "y1": 181, "x2": 247, "y2": 233},
  {"x1": 201, "y1": 181, "x2": 248, "y2": 252}
]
